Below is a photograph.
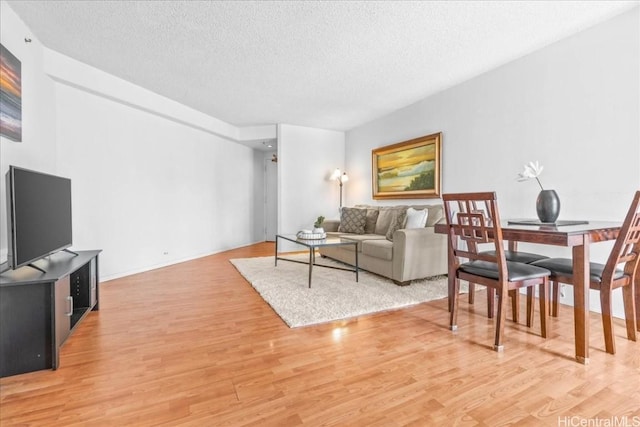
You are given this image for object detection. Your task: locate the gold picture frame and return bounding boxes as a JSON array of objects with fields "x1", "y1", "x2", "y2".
[{"x1": 372, "y1": 132, "x2": 442, "y2": 199}]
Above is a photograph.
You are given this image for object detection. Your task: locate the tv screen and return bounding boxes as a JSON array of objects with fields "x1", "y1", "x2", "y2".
[{"x1": 6, "y1": 166, "x2": 73, "y2": 270}]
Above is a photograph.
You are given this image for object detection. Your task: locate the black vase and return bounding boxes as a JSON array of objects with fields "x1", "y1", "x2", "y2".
[{"x1": 536, "y1": 189, "x2": 560, "y2": 223}]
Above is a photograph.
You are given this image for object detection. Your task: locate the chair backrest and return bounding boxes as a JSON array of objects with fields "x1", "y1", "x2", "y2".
[
  {"x1": 603, "y1": 191, "x2": 640, "y2": 283},
  {"x1": 442, "y1": 192, "x2": 508, "y2": 280}
]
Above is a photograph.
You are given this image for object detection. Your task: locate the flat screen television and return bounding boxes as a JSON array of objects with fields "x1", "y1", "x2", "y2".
[{"x1": 5, "y1": 165, "x2": 73, "y2": 271}]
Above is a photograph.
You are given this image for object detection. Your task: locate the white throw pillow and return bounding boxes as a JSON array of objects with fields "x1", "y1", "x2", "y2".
[{"x1": 404, "y1": 207, "x2": 428, "y2": 229}]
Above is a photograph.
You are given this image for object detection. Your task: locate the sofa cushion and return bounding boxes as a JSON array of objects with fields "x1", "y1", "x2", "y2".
[
  {"x1": 338, "y1": 207, "x2": 367, "y2": 234},
  {"x1": 337, "y1": 234, "x2": 386, "y2": 252},
  {"x1": 405, "y1": 207, "x2": 428, "y2": 229},
  {"x1": 374, "y1": 206, "x2": 407, "y2": 235},
  {"x1": 362, "y1": 239, "x2": 393, "y2": 261},
  {"x1": 386, "y1": 209, "x2": 407, "y2": 241}
]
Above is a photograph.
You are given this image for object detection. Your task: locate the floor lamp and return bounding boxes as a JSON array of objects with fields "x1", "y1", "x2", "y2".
[{"x1": 331, "y1": 168, "x2": 349, "y2": 209}]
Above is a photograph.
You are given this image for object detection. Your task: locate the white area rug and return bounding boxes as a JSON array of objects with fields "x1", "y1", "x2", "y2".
[{"x1": 230, "y1": 254, "x2": 462, "y2": 328}]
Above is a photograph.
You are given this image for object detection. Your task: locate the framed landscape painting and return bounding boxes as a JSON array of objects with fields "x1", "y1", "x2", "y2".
[{"x1": 372, "y1": 132, "x2": 441, "y2": 199}]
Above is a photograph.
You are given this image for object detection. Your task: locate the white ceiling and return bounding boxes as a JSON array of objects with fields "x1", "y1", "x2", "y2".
[{"x1": 6, "y1": 0, "x2": 639, "y2": 133}]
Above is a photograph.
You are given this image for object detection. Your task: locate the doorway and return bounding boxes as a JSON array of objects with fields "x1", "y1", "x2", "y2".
[{"x1": 264, "y1": 154, "x2": 277, "y2": 241}]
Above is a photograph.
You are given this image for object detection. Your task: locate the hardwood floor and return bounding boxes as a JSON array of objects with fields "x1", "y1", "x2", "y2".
[{"x1": 1, "y1": 242, "x2": 639, "y2": 426}]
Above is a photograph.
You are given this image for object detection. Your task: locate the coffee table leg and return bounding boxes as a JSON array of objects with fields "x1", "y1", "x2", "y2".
[
  {"x1": 355, "y1": 244, "x2": 359, "y2": 282},
  {"x1": 308, "y1": 248, "x2": 313, "y2": 288},
  {"x1": 274, "y1": 236, "x2": 278, "y2": 266}
]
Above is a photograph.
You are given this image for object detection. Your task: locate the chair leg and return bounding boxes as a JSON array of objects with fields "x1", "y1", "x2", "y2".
[
  {"x1": 448, "y1": 274, "x2": 454, "y2": 313},
  {"x1": 551, "y1": 281, "x2": 560, "y2": 317},
  {"x1": 510, "y1": 289, "x2": 519, "y2": 323},
  {"x1": 599, "y1": 287, "x2": 616, "y2": 354},
  {"x1": 469, "y1": 283, "x2": 475, "y2": 304},
  {"x1": 621, "y1": 283, "x2": 637, "y2": 342},
  {"x1": 539, "y1": 279, "x2": 549, "y2": 338},
  {"x1": 450, "y1": 278, "x2": 461, "y2": 331},
  {"x1": 487, "y1": 287, "x2": 495, "y2": 319},
  {"x1": 526, "y1": 287, "x2": 534, "y2": 328},
  {"x1": 636, "y1": 275, "x2": 640, "y2": 332},
  {"x1": 494, "y1": 289, "x2": 508, "y2": 352}
]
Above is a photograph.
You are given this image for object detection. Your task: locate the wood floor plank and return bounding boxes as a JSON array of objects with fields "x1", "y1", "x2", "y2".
[{"x1": 1, "y1": 242, "x2": 638, "y2": 426}]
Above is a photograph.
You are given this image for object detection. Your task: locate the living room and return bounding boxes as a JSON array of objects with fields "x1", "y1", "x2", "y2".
[
  {"x1": 1, "y1": 2, "x2": 638, "y2": 283},
  {"x1": 3, "y1": 1, "x2": 638, "y2": 312},
  {"x1": 1, "y1": 1, "x2": 639, "y2": 425}
]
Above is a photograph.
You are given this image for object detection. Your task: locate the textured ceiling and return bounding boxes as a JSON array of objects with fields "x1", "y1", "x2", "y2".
[{"x1": 6, "y1": 0, "x2": 638, "y2": 132}]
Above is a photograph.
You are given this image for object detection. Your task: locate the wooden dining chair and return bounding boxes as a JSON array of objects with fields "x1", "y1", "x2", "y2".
[
  {"x1": 443, "y1": 192, "x2": 551, "y2": 351},
  {"x1": 532, "y1": 190, "x2": 640, "y2": 354},
  {"x1": 469, "y1": 249, "x2": 549, "y2": 322}
]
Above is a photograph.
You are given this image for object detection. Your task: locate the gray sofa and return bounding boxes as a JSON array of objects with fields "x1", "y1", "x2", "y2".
[{"x1": 318, "y1": 204, "x2": 448, "y2": 285}]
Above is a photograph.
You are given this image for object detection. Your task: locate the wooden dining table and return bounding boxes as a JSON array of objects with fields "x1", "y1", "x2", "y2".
[{"x1": 435, "y1": 220, "x2": 622, "y2": 364}]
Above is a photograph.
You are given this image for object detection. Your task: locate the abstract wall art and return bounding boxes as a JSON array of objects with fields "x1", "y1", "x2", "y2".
[{"x1": 0, "y1": 43, "x2": 22, "y2": 142}]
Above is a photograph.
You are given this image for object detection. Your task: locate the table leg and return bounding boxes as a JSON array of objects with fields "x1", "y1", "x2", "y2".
[
  {"x1": 308, "y1": 248, "x2": 313, "y2": 289},
  {"x1": 573, "y1": 237, "x2": 590, "y2": 364},
  {"x1": 275, "y1": 236, "x2": 279, "y2": 266},
  {"x1": 507, "y1": 240, "x2": 520, "y2": 322},
  {"x1": 355, "y1": 244, "x2": 359, "y2": 282}
]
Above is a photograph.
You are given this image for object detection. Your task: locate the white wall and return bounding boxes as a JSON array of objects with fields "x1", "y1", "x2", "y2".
[
  {"x1": 1, "y1": 1, "x2": 265, "y2": 280},
  {"x1": 54, "y1": 83, "x2": 258, "y2": 279},
  {"x1": 345, "y1": 8, "x2": 640, "y2": 317},
  {"x1": 277, "y1": 124, "x2": 345, "y2": 250},
  {"x1": 0, "y1": 3, "x2": 58, "y2": 262}
]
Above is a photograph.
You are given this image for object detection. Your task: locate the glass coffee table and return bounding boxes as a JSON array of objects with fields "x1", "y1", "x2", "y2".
[{"x1": 275, "y1": 234, "x2": 359, "y2": 288}]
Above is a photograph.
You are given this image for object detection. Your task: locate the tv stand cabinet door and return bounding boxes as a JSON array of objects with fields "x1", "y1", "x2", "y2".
[
  {"x1": 54, "y1": 275, "x2": 71, "y2": 369},
  {"x1": 0, "y1": 283, "x2": 53, "y2": 377}
]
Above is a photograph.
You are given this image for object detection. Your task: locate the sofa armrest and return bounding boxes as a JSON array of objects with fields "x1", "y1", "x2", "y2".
[
  {"x1": 392, "y1": 227, "x2": 448, "y2": 282},
  {"x1": 323, "y1": 219, "x2": 340, "y2": 232}
]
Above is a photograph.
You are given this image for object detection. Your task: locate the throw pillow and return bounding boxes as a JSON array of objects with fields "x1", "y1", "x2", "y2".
[
  {"x1": 374, "y1": 208, "x2": 395, "y2": 235},
  {"x1": 338, "y1": 207, "x2": 367, "y2": 234},
  {"x1": 426, "y1": 205, "x2": 445, "y2": 227},
  {"x1": 355, "y1": 205, "x2": 380, "y2": 233},
  {"x1": 405, "y1": 207, "x2": 428, "y2": 229},
  {"x1": 386, "y1": 209, "x2": 407, "y2": 241},
  {"x1": 374, "y1": 206, "x2": 408, "y2": 235},
  {"x1": 364, "y1": 209, "x2": 380, "y2": 234}
]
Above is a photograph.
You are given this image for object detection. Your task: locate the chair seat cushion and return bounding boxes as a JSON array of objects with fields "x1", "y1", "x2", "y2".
[
  {"x1": 481, "y1": 250, "x2": 549, "y2": 264},
  {"x1": 530, "y1": 258, "x2": 625, "y2": 283},
  {"x1": 459, "y1": 260, "x2": 550, "y2": 281}
]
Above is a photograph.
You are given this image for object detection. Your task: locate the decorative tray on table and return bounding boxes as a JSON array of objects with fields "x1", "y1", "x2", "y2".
[{"x1": 296, "y1": 230, "x2": 327, "y2": 240}]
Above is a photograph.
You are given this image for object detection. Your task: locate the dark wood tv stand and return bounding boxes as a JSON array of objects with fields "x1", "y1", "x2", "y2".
[{"x1": 0, "y1": 250, "x2": 101, "y2": 377}]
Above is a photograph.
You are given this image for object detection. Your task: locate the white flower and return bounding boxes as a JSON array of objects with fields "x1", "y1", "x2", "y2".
[{"x1": 516, "y1": 161, "x2": 544, "y2": 190}]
